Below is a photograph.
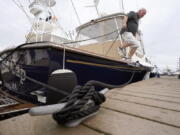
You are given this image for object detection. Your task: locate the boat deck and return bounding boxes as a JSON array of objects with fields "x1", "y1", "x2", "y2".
[{"x1": 0, "y1": 76, "x2": 180, "y2": 135}]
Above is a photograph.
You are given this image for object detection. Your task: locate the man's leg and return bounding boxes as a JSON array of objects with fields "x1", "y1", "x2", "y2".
[
  {"x1": 121, "y1": 32, "x2": 140, "y2": 59},
  {"x1": 121, "y1": 42, "x2": 133, "y2": 48},
  {"x1": 121, "y1": 32, "x2": 134, "y2": 48},
  {"x1": 128, "y1": 47, "x2": 138, "y2": 58}
]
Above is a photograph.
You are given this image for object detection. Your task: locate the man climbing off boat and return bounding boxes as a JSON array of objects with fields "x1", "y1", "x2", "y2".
[{"x1": 120, "y1": 8, "x2": 147, "y2": 60}]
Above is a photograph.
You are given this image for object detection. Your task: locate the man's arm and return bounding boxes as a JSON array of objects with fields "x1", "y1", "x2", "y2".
[
  {"x1": 122, "y1": 11, "x2": 136, "y2": 28},
  {"x1": 122, "y1": 15, "x2": 128, "y2": 28}
]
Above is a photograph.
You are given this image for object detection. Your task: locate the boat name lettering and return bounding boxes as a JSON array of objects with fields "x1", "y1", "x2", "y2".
[{"x1": 4, "y1": 60, "x2": 26, "y2": 84}]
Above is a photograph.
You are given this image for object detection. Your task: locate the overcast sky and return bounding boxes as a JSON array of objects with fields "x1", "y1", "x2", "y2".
[{"x1": 0, "y1": 0, "x2": 180, "y2": 71}]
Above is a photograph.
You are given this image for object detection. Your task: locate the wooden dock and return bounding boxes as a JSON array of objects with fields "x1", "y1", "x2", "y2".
[{"x1": 0, "y1": 76, "x2": 180, "y2": 135}]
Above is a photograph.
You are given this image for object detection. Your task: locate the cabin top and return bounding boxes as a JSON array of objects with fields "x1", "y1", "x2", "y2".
[{"x1": 76, "y1": 12, "x2": 126, "y2": 31}]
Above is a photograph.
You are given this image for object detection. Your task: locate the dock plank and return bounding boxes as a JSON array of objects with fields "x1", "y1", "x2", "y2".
[
  {"x1": 112, "y1": 91, "x2": 180, "y2": 104},
  {"x1": 106, "y1": 93, "x2": 180, "y2": 112},
  {"x1": 129, "y1": 78, "x2": 180, "y2": 92},
  {"x1": 0, "y1": 114, "x2": 104, "y2": 135},
  {"x1": 123, "y1": 88, "x2": 180, "y2": 98},
  {"x1": 84, "y1": 108, "x2": 180, "y2": 135},
  {"x1": 102, "y1": 98, "x2": 180, "y2": 127}
]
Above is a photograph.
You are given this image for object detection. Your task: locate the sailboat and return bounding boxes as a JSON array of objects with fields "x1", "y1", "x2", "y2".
[{"x1": 0, "y1": 0, "x2": 153, "y2": 120}]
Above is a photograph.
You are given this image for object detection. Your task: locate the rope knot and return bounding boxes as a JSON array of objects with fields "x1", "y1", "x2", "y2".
[{"x1": 53, "y1": 81, "x2": 106, "y2": 125}]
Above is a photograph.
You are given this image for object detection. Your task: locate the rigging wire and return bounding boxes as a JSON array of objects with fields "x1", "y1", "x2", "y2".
[
  {"x1": 48, "y1": 0, "x2": 67, "y2": 69},
  {"x1": 121, "y1": 0, "x2": 125, "y2": 13},
  {"x1": 12, "y1": 0, "x2": 32, "y2": 24},
  {"x1": 47, "y1": 0, "x2": 68, "y2": 69},
  {"x1": 105, "y1": 31, "x2": 120, "y2": 56},
  {"x1": 62, "y1": 43, "x2": 66, "y2": 69},
  {"x1": 62, "y1": 28, "x2": 122, "y2": 45},
  {"x1": 70, "y1": 0, "x2": 81, "y2": 25}
]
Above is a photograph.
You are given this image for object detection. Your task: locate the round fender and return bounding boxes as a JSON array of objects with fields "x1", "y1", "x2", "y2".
[{"x1": 47, "y1": 69, "x2": 77, "y2": 104}]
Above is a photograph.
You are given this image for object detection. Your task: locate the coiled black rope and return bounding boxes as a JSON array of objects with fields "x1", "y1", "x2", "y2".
[
  {"x1": 53, "y1": 81, "x2": 106, "y2": 124},
  {"x1": 87, "y1": 73, "x2": 135, "y2": 89}
]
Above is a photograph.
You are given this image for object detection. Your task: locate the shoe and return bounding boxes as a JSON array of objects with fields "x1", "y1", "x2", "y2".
[
  {"x1": 125, "y1": 58, "x2": 132, "y2": 63},
  {"x1": 127, "y1": 60, "x2": 141, "y2": 67}
]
